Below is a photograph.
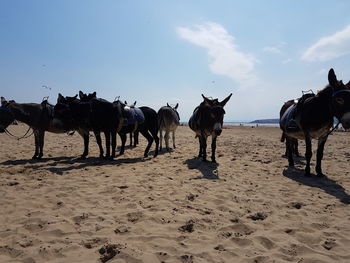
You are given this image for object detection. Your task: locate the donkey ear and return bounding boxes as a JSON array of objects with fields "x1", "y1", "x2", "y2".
[
  {"x1": 124, "y1": 101, "x2": 127, "y2": 105},
  {"x1": 92, "y1": 92, "x2": 97, "y2": 97},
  {"x1": 175, "y1": 103, "x2": 179, "y2": 110},
  {"x1": 1, "y1": 96, "x2": 7, "y2": 106},
  {"x1": 346, "y1": 80, "x2": 350, "y2": 89},
  {"x1": 73, "y1": 94, "x2": 78, "y2": 99},
  {"x1": 201, "y1": 94, "x2": 212, "y2": 105},
  {"x1": 328, "y1": 68, "x2": 338, "y2": 87},
  {"x1": 79, "y1": 91, "x2": 84, "y2": 99},
  {"x1": 219, "y1": 93, "x2": 232, "y2": 107},
  {"x1": 167, "y1": 103, "x2": 170, "y2": 107},
  {"x1": 57, "y1": 93, "x2": 64, "y2": 102}
]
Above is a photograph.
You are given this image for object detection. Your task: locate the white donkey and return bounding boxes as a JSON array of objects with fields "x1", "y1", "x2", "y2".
[{"x1": 158, "y1": 103, "x2": 180, "y2": 151}]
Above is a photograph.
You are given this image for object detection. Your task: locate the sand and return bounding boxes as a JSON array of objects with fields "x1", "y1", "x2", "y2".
[{"x1": 0, "y1": 124, "x2": 349, "y2": 263}]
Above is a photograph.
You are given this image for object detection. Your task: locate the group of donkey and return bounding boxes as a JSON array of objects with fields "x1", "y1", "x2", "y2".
[
  {"x1": 1, "y1": 68, "x2": 350, "y2": 178},
  {"x1": 0, "y1": 91, "x2": 179, "y2": 160},
  {"x1": 0, "y1": 90, "x2": 233, "y2": 164}
]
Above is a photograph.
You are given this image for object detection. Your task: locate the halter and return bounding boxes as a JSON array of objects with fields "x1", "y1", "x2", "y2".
[
  {"x1": 80, "y1": 101, "x2": 93, "y2": 105},
  {"x1": 0, "y1": 106, "x2": 11, "y2": 111},
  {"x1": 332, "y1": 89, "x2": 350, "y2": 97}
]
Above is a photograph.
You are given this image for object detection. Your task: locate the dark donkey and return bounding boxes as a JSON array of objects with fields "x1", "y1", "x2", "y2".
[
  {"x1": 0, "y1": 97, "x2": 79, "y2": 159},
  {"x1": 115, "y1": 100, "x2": 159, "y2": 158},
  {"x1": 158, "y1": 103, "x2": 180, "y2": 151},
  {"x1": 54, "y1": 92, "x2": 123, "y2": 159},
  {"x1": 124, "y1": 100, "x2": 139, "y2": 147},
  {"x1": 189, "y1": 93, "x2": 232, "y2": 163},
  {"x1": 280, "y1": 99, "x2": 300, "y2": 157},
  {"x1": 280, "y1": 68, "x2": 350, "y2": 176}
]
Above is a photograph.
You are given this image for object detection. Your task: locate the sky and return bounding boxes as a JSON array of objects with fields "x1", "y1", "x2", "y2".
[{"x1": 1, "y1": 0, "x2": 350, "y2": 121}]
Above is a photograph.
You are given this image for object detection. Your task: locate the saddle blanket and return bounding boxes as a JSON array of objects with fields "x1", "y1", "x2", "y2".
[
  {"x1": 123, "y1": 107, "x2": 145, "y2": 126},
  {"x1": 280, "y1": 104, "x2": 300, "y2": 132}
]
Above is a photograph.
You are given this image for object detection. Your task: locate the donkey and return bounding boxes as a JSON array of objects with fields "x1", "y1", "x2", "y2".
[
  {"x1": 189, "y1": 93, "x2": 232, "y2": 163},
  {"x1": 280, "y1": 99, "x2": 300, "y2": 157},
  {"x1": 0, "y1": 97, "x2": 79, "y2": 159},
  {"x1": 280, "y1": 68, "x2": 350, "y2": 176},
  {"x1": 158, "y1": 103, "x2": 180, "y2": 151},
  {"x1": 115, "y1": 100, "x2": 159, "y2": 158},
  {"x1": 54, "y1": 92, "x2": 123, "y2": 159},
  {"x1": 78, "y1": 91, "x2": 123, "y2": 159}
]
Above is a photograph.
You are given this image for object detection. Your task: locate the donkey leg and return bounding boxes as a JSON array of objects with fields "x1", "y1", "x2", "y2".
[
  {"x1": 304, "y1": 136, "x2": 312, "y2": 176},
  {"x1": 201, "y1": 135, "x2": 208, "y2": 162},
  {"x1": 165, "y1": 130, "x2": 170, "y2": 151},
  {"x1": 284, "y1": 139, "x2": 288, "y2": 157},
  {"x1": 32, "y1": 130, "x2": 40, "y2": 159},
  {"x1": 111, "y1": 131, "x2": 117, "y2": 159},
  {"x1": 94, "y1": 131, "x2": 104, "y2": 158},
  {"x1": 104, "y1": 131, "x2": 111, "y2": 159},
  {"x1": 172, "y1": 130, "x2": 176, "y2": 149},
  {"x1": 129, "y1": 132, "x2": 133, "y2": 147},
  {"x1": 294, "y1": 140, "x2": 301, "y2": 157},
  {"x1": 37, "y1": 130, "x2": 45, "y2": 159},
  {"x1": 134, "y1": 131, "x2": 139, "y2": 146},
  {"x1": 140, "y1": 130, "x2": 153, "y2": 157},
  {"x1": 286, "y1": 138, "x2": 294, "y2": 167},
  {"x1": 119, "y1": 133, "x2": 127, "y2": 155},
  {"x1": 198, "y1": 136, "x2": 202, "y2": 158},
  {"x1": 315, "y1": 136, "x2": 328, "y2": 177},
  {"x1": 211, "y1": 136, "x2": 217, "y2": 163},
  {"x1": 159, "y1": 130, "x2": 163, "y2": 151},
  {"x1": 77, "y1": 129, "x2": 89, "y2": 158},
  {"x1": 151, "y1": 128, "x2": 159, "y2": 157}
]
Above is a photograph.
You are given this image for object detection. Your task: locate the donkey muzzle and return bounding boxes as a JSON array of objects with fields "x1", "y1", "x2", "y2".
[
  {"x1": 213, "y1": 123, "x2": 222, "y2": 136},
  {"x1": 341, "y1": 112, "x2": 350, "y2": 129}
]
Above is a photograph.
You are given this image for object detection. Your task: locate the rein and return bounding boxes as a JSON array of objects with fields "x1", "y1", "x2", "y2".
[
  {"x1": 324, "y1": 121, "x2": 340, "y2": 138},
  {"x1": 4, "y1": 125, "x2": 34, "y2": 140}
]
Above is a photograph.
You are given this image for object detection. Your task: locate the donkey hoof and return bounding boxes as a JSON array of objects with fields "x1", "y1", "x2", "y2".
[
  {"x1": 304, "y1": 172, "x2": 311, "y2": 177},
  {"x1": 317, "y1": 173, "x2": 325, "y2": 178}
]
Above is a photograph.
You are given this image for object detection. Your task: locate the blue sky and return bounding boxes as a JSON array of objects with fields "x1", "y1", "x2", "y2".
[{"x1": 1, "y1": 0, "x2": 350, "y2": 121}]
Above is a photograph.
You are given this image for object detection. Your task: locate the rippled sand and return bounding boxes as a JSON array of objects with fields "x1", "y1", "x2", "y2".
[{"x1": 0, "y1": 124, "x2": 349, "y2": 263}]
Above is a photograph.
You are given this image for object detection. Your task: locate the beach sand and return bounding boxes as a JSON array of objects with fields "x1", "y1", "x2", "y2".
[{"x1": 0, "y1": 124, "x2": 349, "y2": 263}]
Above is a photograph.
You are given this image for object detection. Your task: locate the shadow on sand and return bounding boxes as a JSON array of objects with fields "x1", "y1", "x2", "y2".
[
  {"x1": 185, "y1": 157, "x2": 219, "y2": 180},
  {"x1": 0, "y1": 155, "x2": 148, "y2": 175},
  {"x1": 283, "y1": 167, "x2": 350, "y2": 204}
]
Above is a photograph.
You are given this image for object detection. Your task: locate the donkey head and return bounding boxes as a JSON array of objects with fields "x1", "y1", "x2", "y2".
[
  {"x1": 79, "y1": 91, "x2": 97, "y2": 102},
  {"x1": 0, "y1": 97, "x2": 15, "y2": 133},
  {"x1": 166, "y1": 103, "x2": 180, "y2": 121},
  {"x1": 328, "y1": 69, "x2": 350, "y2": 129},
  {"x1": 201, "y1": 94, "x2": 232, "y2": 136}
]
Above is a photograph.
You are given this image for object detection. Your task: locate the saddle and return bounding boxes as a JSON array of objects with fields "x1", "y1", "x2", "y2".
[
  {"x1": 123, "y1": 107, "x2": 145, "y2": 126},
  {"x1": 41, "y1": 100, "x2": 54, "y2": 119},
  {"x1": 282, "y1": 93, "x2": 316, "y2": 132}
]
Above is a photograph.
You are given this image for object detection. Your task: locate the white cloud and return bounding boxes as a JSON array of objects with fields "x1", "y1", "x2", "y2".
[
  {"x1": 176, "y1": 22, "x2": 257, "y2": 86},
  {"x1": 302, "y1": 24, "x2": 350, "y2": 61},
  {"x1": 282, "y1": 58, "x2": 292, "y2": 64},
  {"x1": 263, "y1": 46, "x2": 282, "y2": 54},
  {"x1": 318, "y1": 68, "x2": 327, "y2": 75}
]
